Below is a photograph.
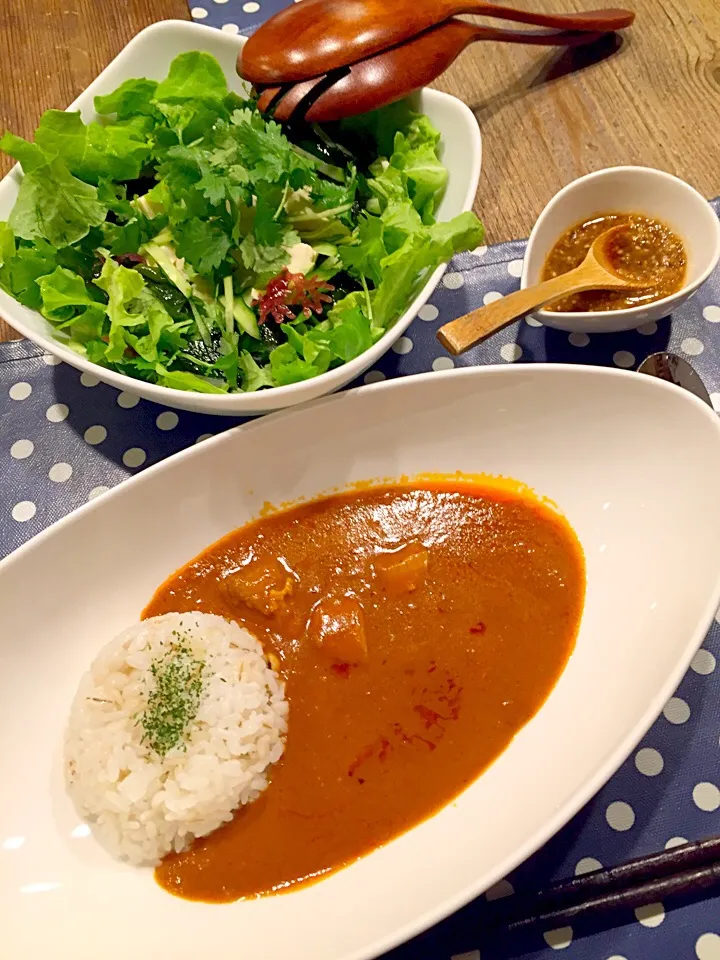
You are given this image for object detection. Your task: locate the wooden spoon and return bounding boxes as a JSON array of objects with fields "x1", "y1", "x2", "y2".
[
  {"x1": 437, "y1": 226, "x2": 646, "y2": 355},
  {"x1": 257, "y1": 21, "x2": 607, "y2": 123},
  {"x1": 240, "y1": 0, "x2": 635, "y2": 85}
]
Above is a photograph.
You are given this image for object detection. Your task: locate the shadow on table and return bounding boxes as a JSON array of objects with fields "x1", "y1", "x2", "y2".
[
  {"x1": 515, "y1": 315, "x2": 672, "y2": 367},
  {"x1": 468, "y1": 32, "x2": 629, "y2": 124}
]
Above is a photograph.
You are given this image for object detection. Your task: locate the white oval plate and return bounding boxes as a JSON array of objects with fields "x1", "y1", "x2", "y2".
[{"x1": 3, "y1": 364, "x2": 720, "y2": 960}]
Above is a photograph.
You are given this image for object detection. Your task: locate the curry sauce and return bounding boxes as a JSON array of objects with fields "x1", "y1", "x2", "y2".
[{"x1": 145, "y1": 480, "x2": 585, "y2": 902}]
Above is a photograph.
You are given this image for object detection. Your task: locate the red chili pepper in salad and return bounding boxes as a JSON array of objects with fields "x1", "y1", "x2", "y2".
[{"x1": 255, "y1": 269, "x2": 334, "y2": 325}]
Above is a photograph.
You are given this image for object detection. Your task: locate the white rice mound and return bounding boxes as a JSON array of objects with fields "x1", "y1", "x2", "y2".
[{"x1": 65, "y1": 612, "x2": 288, "y2": 866}]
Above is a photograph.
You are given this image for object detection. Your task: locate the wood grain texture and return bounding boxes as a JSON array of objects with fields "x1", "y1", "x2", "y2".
[
  {"x1": 1, "y1": 0, "x2": 719, "y2": 341},
  {"x1": 434, "y1": 0, "x2": 720, "y2": 242}
]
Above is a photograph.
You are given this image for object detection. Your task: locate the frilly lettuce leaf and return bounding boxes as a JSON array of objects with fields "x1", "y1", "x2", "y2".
[
  {"x1": 0, "y1": 132, "x2": 108, "y2": 248},
  {"x1": 34, "y1": 111, "x2": 152, "y2": 184},
  {"x1": 94, "y1": 78, "x2": 160, "y2": 120}
]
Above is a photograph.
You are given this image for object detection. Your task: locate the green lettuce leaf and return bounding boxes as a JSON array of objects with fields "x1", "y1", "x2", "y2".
[
  {"x1": 151, "y1": 53, "x2": 229, "y2": 144},
  {"x1": 372, "y1": 212, "x2": 484, "y2": 329},
  {"x1": 269, "y1": 341, "x2": 327, "y2": 385},
  {"x1": 380, "y1": 197, "x2": 423, "y2": 253},
  {"x1": 94, "y1": 78, "x2": 160, "y2": 120},
  {"x1": 0, "y1": 133, "x2": 108, "y2": 247},
  {"x1": 238, "y1": 349, "x2": 274, "y2": 391},
  {"x1": 389, "y1": 116, "x2": 447, "y2": 222},
  {"x1": 34, "y1": 110, "x2": 152, "y2": 184},
  {"x1": 0, "y1": 233, "x2": 59, "y2": 309},
  {"x1": 93, "y1": 257, "x2": 187, "y2": 364},
  {"x1": 339, "y1": 214, "x2": 387, "y2": 285},
  {"x1": 156, "y1": 364, "x2": 228, "y2": 393},
  {"x1": 37, "y1": 266, "x2": 97, "y2": 321},
  {"x1": 154, "y1": 52, "x2": 228, "y2": 104},
  {"x1": 324, "y1": 303, "x2": 374, "y2": 361},
  {"x1": 0, "y1": 222, "x2": 16, "y2": 266}
]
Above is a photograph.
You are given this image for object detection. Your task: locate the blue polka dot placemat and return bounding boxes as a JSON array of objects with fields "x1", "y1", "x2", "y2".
[
  {"x1": 2, "y1": 0, "x2": 720, "y2": 952},
  {"x1": 188, "y1": 0, "x2": 292, "y2": 35}
]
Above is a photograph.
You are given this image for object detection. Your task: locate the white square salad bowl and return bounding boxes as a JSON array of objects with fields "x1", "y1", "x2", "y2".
[
  {"x1": 2, "y1": 364, "x2": 720, "y2": 960},
  {"x1": 0, "y1": 20, "x2": 482, "y2": 415}
]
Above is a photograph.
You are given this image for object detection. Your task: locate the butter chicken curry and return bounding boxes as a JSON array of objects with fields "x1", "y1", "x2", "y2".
[{"x1": 145, "y1": 478, "x2": 585, "y2": 902}]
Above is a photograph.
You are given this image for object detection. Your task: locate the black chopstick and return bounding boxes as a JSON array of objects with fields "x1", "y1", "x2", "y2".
[{"x1": 492, "y1": 834, "x2": 720, "y2": 931}]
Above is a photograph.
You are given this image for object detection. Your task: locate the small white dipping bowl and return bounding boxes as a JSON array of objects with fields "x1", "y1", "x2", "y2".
[{"x1": 521, "y1": 166, "x2": 720, "y2": 333}]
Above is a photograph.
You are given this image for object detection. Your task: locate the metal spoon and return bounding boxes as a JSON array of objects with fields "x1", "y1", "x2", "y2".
[
  {"x1": 256, "y1": 21, "x2": 606, "y2": 123},
  {"x1": 637, "y1": 352, "x2": 713, "y2": 407},
  {"x1": 240, "y1": 0, "x2": 635, "y2": 85},
  {"x1": 437, "y1": 225, "x2": 642, "y2": 355}
]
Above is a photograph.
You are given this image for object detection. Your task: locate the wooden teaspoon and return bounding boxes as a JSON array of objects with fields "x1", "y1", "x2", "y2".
[
  {"x1": 240, "y1": 0, "x2": 635, "y2": 85},
  {"x1": 437, "y1": 226, "x2": 645, "y2": 356}
]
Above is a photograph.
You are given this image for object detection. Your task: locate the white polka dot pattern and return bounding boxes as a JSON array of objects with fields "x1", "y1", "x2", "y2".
[
  {"x1": 696, "y1": 933, "x2": 720, "y2": 959},
  {"x1": 543, "y1": 927, "x2": 573, "y2": 950},
  {"x1": 432, "y1": 356, "x2": 454, "y2": 371},
  {"x1": 507, "y1": 259, "x2": 524, "y2": 278},
  {"x1": 613, "y1": 350, "x2": 635, "y2": 368},
  {"x1": 10, "y1": 439, "x2": 34, "y2": 460},
  {"x1": 122, "y1": 447, "x2": 147, "y2": 469},
  {"x1": 500, "y1": 343, "x2": 522, "y2": 362},
  {"x1": 391, "y1": 336, "x2": 413, "y2": 355},
  {"x1": 117, "y1": 391, "x2": 140, "y2": 409},
  {"x1": 665, "y1": 836, "x2": 688, "y2": 849},
  {"x1": 635, "y1": 747, "x2": 664, "y2": 776},
  {"x1": 11, "y1": 501, "x2": 36, "y2": 522},
  {"x1": 46, "y1": 403, "x2": 69, "y2": 422},
  {"x1": 443, "y1": 272, "x2": 464, "y2": 290},
  {"x1": 48, "y1": 462, "x2": 72, "y2": 483},
  {"x1": 606, "y1": 801, "x2": 635, "y2": 831},
  {"x1": 156, "y1": 411, "x2": 179, "y2": 431},
  {"x1": 84, "y1": 425, "x2": 107, "y2": 446},
  {"x1": 663, "y1": 696, "x2": 690, "y2": 724},
  {"x1": 418, "y1": 304, "x2": 439, "y2": 322},
  {"x1": 635, "y1": 903, "x2": 665, "y2": 928},
  {"x1": 692, "y1": 782, "x2": 720, "y2": 812},
  {"x1": 681, "y1": 337, "x2": 705, "y2": 356},
  {"x1": 691, "y1": 648, "x2": 716, "y2": 675},
  {"x1": 9, "y1": 381, "x2": 32, "y2": 400}
]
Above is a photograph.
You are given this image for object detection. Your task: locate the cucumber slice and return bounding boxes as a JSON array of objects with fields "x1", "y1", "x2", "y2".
[{"x1": 233, "y1": 297, "x2": 260, "y2": 339}]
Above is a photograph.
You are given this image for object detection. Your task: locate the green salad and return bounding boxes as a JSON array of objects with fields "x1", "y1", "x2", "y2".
[{"x1": 0, "y1": 52, "x2": 484, "y2": 394}]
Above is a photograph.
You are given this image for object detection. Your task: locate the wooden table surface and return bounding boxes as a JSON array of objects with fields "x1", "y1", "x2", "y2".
[{"x1": 1, "y1": 0, "x2": 719, "y2": 342}]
